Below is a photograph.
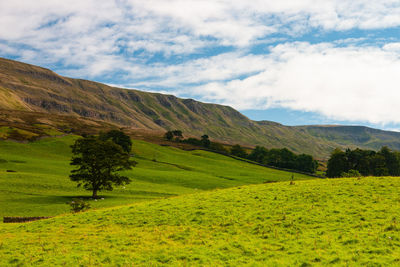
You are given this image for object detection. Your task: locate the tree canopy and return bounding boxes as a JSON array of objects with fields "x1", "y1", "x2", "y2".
[
  {"x1": 99, "y1": 130, "x2": 132, "y2": 153},
  {"x1": 70, "y1": 136, "x2": 136, "y2": 198},
  {"x1": 248, "y1": 146, "x2": 318, "y2": 173},
  {"x1": 201, "y1": 134, "x2": 211, "y2": 148},
  {"x1": 230, "y1": 144, "x2": 248, "y2": 158},
  {"x1": 326, "y1": 146, "x2": 400, "y2": 178},
  {"x1": 164, "y1": 130, "x2": 183, "y2": 141}
]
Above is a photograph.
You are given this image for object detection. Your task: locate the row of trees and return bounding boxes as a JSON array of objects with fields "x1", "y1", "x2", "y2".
[
  {"x1": 223, "y1": 143, "x2": 318, "y2": 173},
  {"x1": 247, "y1": 146, "x2": 318, "y2": 173},
  {"x1": 165, "y1": 130, "x2": 227, "y2": 152},
  {"x1": 165, "y1": 130, "x2": 318, "y2": 173},
  {"x1": 326, "y1": 146, "x2": 400, "y2": 177}
]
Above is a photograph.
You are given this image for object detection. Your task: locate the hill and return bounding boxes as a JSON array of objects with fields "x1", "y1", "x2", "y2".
[
  {"x1": 2, "y1": 57, "x2": 400, "y2": 158},
  {"x1": 1, "y1": 176, "x2": 399, "y2": 266},
  {"x1": 0, "y1": 136, "x2": 311, "y2": 218},
  {"x1": 300, "y1": 125, "x2": 400, "y2": 151}
]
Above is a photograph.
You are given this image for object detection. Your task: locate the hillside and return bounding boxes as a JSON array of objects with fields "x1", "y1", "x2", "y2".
[
  {"x1": 0, "y1": 136, "x2": 311, "y2": 218},
  {"x1": 300, "y1": 125, "x2": 400, "y2": 151},
  {"x1": 1, "y1": 177, "x2": 399, "y2": 266},
  {"x1": 2, "y1": 57, "x2": 400, "y2": 158}
]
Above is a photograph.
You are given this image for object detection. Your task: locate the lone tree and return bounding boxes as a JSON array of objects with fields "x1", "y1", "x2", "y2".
[
  {"x1": 201, "y1": 134, "x2": 211, "y2": 148},
  {"x1": 70, "y1": 136, "x2": 136, "y2": 198},
  {"x1": 164, "y1": 131, "x2": 174, "y2": 141}
]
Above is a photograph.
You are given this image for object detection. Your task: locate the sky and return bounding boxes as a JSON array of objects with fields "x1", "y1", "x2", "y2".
[{"x1": 1, "y1": 1, "x2": 400, "y2": 130}]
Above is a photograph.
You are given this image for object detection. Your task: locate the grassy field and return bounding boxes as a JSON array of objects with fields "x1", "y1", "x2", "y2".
[
  {"x1": 0, "y1": 135, "x2": 310, "y2": 218},
  {"x1": 1, "y1": 176, "x2": 400, "y2": 266}
]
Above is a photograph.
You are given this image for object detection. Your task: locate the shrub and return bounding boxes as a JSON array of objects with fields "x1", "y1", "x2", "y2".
[
  {"x1": 164, "y1": 131, "x2": 173, "y2": 141},
  {"x1": 183, "y1": 137, "x2": 202, "y2": 146},
  {"x1": 69, "y1": 198, "x2": 91, "y2": 213},
  {"x1": 209, "y1": 142, "x2": 228, "y2": 153},
  {"x1": 201, "y1": 134, "x2": 211, "y2": 148},
  {"x1": 164, "y1": 130, "x2": 183, "y2": 141},
  {"x1": 341, "y1": 169, "x2": 361, "y2": 178},
  {"x1": 230, "y1": 144, "x2": 248, "y2": 158}
]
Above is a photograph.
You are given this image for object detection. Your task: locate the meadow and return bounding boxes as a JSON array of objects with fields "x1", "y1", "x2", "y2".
[
  {"x1": 1, "y1": 176, "x2": 400, "y2": 266},
  {"x1": 0, "y1": 135, "x2": 310, "y2": 218}
]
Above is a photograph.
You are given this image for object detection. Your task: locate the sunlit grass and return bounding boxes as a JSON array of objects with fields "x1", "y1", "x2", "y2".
[
  {"x1": 1, "y1": 177, "x2": 399, "y2": 266},
  {"x1": 0, "y1": 136, "x2": 310, "y2": 218}
]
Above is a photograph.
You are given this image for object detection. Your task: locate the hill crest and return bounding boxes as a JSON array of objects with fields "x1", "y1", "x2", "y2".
[{"x1": 2, "y1": 57, "x2": 400, "y2": 158}]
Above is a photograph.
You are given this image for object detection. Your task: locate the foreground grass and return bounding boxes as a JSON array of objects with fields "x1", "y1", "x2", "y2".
[
  {"x1": 0, "y1": 136, "x2": 310, "y2": 218},
  {"x1": 1, "y1": 177, "x2": 399, "y2": 266}
]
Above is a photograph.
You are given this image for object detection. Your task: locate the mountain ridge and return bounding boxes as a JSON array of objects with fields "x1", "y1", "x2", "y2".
[{"x1": 1, "y1": 57, "x2": 400, "y2": 158}]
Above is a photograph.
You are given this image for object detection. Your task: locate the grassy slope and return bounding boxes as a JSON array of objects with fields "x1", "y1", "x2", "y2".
[
  {"x1": 1, "y1": 177, "x2": 399, "y2": 266},
  {"x1": 0, "y1": 136, "x2": 310, "y2": 218}
]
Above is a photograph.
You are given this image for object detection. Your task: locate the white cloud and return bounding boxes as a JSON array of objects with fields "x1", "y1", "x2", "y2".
[
  {"x1": 2, "y1": 1, "x2": 400, "y2": 125},
  {"x1": 383, "y1": 42, "x2": 400, "y2": 52},
  {"x1": 191, "y1": 42, "x2": 400, "y2": 124},
  {"x1": 2, "y1": 0, "x2": 400, "y2": 66},
  {"x1": 132, "y1": 52, "x2": 271, "y2": 88}
]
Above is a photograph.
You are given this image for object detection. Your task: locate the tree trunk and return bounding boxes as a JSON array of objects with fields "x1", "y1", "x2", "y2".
[{"x1": 92, "y1": 189, "x2": 98, "y2": 199}]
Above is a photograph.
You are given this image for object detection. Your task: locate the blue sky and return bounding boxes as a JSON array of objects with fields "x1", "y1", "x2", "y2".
[{"x1": 2, "y1": 1, "x2": 400, "y2": 130}]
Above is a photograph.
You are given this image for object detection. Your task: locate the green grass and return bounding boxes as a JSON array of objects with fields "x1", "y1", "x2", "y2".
[
  {"x1": 1, "y1": 177, "x2": 400, "y2": 266},
  {"x1": 0, "y1": 136, "x2": 310, "y2": 218}
]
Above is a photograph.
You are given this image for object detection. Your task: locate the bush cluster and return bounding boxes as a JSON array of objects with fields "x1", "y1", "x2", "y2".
[
  {"x1": 247, "y1": 146, "x2": 318, "y2": 173},
  {"x1": 326, "y1": 146, "x2": 400, "y2": 177},
  {"x1": 68, "y1": 198, "x2": 91, "y2": 213}
]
